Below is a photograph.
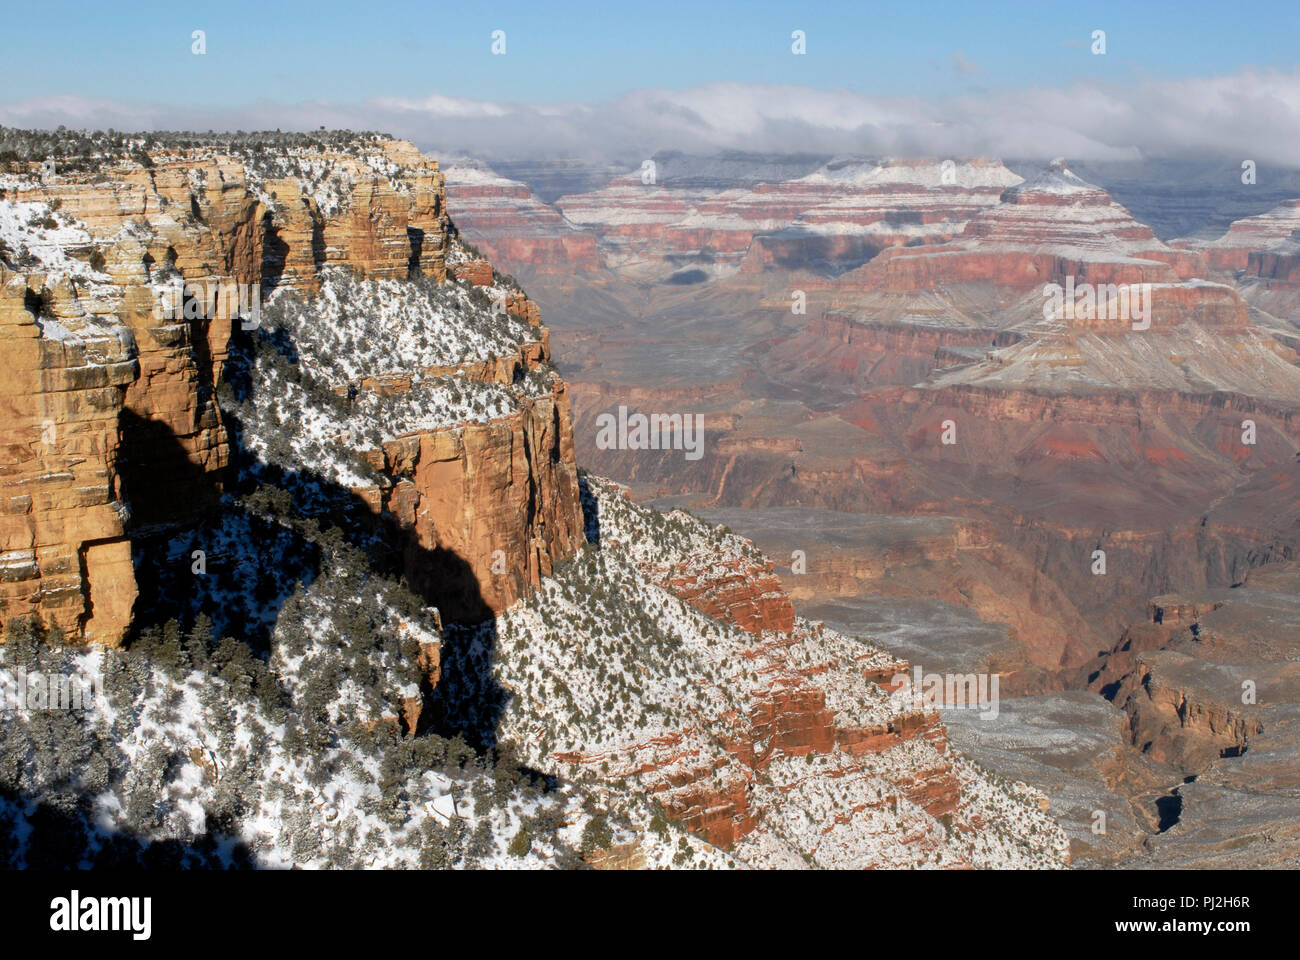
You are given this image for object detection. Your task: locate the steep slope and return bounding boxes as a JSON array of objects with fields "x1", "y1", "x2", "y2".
[{"x1": 437, "y1": 478, "x2": 1067, "y2": 868}]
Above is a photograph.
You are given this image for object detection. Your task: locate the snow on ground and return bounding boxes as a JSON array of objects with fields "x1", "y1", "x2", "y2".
[
  {"x1": 0, "y1": 198, "x2": 95, "y2": 275},
  {"x1": 236, "y1": 146, "x2": 412, "y2": 216},
  {"x1": 266, "y1": 266, "x2": 542, "y2": 381},
  {"x1": 230, "y1": 263, "x2": 558, "y2": 491}
]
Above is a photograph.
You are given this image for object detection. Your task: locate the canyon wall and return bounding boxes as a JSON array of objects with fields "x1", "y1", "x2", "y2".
[{"x1": 0, "y1": 139, "x2": 581, "y2": 644}]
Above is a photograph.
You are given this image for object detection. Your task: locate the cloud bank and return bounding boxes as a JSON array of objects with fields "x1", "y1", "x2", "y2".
[{"x1": 3, "y1": 70, "x2": 1298, "y2": 167}]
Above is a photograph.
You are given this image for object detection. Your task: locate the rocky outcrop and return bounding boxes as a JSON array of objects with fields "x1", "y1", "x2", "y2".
[
  {"x1": 1181, "y1": 198, "x2": 1300, "y2": 272},
  {"x1": 257, "y1": 139, "x2": 449, "y2": 291},
  {"x1": 661, "y1": 554, "x2": 796, "y2": 633},
  {"x1": 0, "y1": 270, "x2": 138, "y2": 645},
  {"x1": 0, "y1": 137, "x2": 575, "y2": 645},
  {"x1": 364, "y1": 387, "x2": 585, "y2": 621},
  {"x1": 1247, "y1": 230, "x2": 1300, "y2": 283},
  {"x1": 1111, "y1": 653, "x2": 1265, "y2": 773},
  {"x1": 450, "y1": 258, "x2": 495, "y2": 286}
]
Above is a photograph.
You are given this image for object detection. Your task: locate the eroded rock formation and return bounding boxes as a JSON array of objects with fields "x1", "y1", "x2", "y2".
[{"x1": 0, "y1": 138, "x2": 577, "y2": 644}]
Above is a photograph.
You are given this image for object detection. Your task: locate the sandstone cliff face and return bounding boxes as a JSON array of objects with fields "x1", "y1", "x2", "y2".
[
  {"x1": 366, "y1": 387, "x2": 584, "y2": 620},
  {"x1": 1247, "y1": 231, "x2": 1300, "y2": 284},
  {"x1": 1181, "y1": 198, "x2": 1300, "y2": 273},
  {"x1": 0, "y1": 269, "x2": 138, "y2": 645},
  {"x1": 248, "y1": 138, "x2": 449, "y2": 292},
  {"x1": 0, "y1": 138, "x2": 576, "y2": 644}
]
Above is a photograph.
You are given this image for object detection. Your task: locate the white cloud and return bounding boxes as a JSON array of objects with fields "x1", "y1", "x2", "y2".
[
  {"x1": 2, "y1": 70, "x2": 1298, "y2": 167},
  {"x1": 368, "y1": 94, "x2": 511, "y2": 118}
]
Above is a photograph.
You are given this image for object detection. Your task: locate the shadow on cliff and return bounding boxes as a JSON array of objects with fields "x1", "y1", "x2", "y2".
[
  {"x1": 1, "y1": 787, "x2": 255, "y2": 869},
  {"x1": 579, "y1": 472, "x2": 601, "y2": 547},
  {"x1": 259, "y1": 211, "x2": 327, "y2": 299},
  {"x1": 424, "y1": 478, "x2": 601, "y2": 751},
  {"x1": 764, "y1": 233, "x2": 889, "y2": 276},
  {"x1": 119, "y1": 406, "x2": 320, "y2": 655},
  {"x1": 119, "y1": 330, "x2": 512, "y2": 750}
]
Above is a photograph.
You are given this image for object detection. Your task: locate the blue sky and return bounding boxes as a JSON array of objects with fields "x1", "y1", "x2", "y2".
[{"x1": 2, "y1": 0, "x2": 1296, "y2": 107}]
